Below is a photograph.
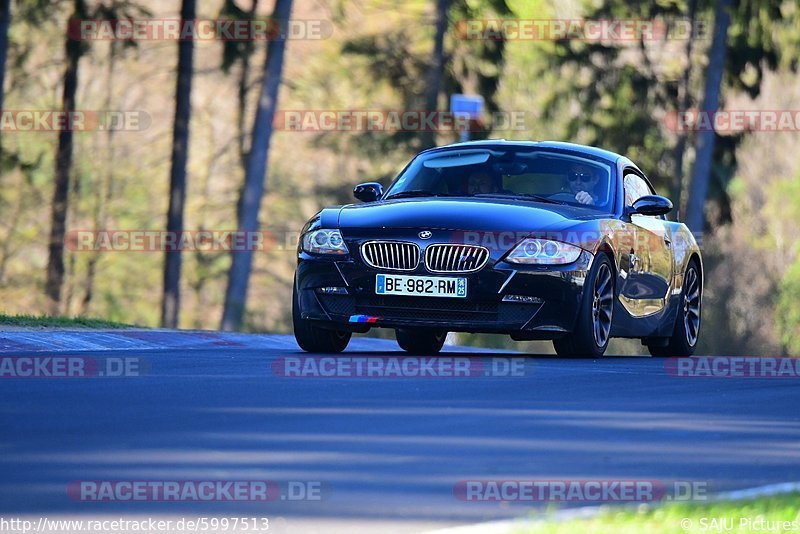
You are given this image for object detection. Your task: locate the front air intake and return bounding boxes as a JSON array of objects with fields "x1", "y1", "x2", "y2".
[
  {"x1": 361, "y1": 241, "x2": 420, "y2": 271},
  {"x1": 424, "y1": 244, "x2": 490, "y2": 273}
]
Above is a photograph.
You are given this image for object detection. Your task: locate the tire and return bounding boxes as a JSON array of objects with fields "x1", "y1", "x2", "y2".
[
  {"x1": 292, "y1": 283, "x2": 351, "y2": 353},
  {"x1": 648, "y1": 260, "x2": 701, "y2": 357},
  {"x1": 396, "y1": 328, "x2": 446, "y2": 355},
  {"x1": 552, "y1": 253, "x2": 614, "y2": 358}
]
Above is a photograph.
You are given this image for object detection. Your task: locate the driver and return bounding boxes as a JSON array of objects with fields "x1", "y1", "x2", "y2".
[
  {"x1": 567, "y1": 163, "x2": 601, "y2": 205},
  {"x1": 466, "y1": 171, "x2": 496, "y2": 195}
]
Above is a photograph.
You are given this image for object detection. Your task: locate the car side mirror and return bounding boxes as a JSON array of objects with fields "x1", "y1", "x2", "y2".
[
  {"x1": 353, "y1": 182, "x2": 383, "y2": 202},
  {"x1": 630, "y1": 195, "x2": 673, "y2": 216}
]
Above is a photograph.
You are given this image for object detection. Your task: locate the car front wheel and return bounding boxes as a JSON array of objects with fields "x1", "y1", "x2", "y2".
[
  {"x1": 553, "y1": 253, "x2": 614, "y2": 358},
  {"x1": 292, "y1": 283, "x2": 351, "y2": 353},
  {"x1": 396, "y1": 328, "x2": 446, "y2": 355},
  {"x1": 648, "y1": 260, "x2": 701, "y2": 357}
]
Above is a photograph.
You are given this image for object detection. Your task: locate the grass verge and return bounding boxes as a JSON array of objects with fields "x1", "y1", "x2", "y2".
[
  {"x1": 0, "y1": 314, "x2": 135, "y2": 329},
  {"x1": 513, "y1": 494, "x2": 800, "y2": 533}
]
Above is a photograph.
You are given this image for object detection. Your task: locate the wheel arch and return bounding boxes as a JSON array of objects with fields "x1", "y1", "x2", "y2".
[
  {"x1": 656, "y1": 251, "x2": 703, "y2": 340},
  {"x1": 687, "y1": 252, "x2": 703, "y2": 287},
  {"x1": 594, "y1": 240, "x2": 618, "y2": 286}
]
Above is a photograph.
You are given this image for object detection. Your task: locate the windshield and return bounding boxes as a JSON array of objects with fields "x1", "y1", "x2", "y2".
[{"x1": 384, "y1": 148, "x2": 615, "y2": 211}]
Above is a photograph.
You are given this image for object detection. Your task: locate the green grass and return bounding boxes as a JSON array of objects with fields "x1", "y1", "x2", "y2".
[
  {"x1": 0, "y1": 314, "x2": 136, "y2": 329},
  {"x1": 512, "y1": 494, "x2": 800, "y2": 533}
]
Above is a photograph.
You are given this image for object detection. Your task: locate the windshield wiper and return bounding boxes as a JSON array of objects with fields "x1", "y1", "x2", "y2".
[
  {"x1": 473, "y1": 192, "x2": 567, "y2": 205},
  {"x1": 384, "y1": 190, "x2": 456, "y2": 200}
]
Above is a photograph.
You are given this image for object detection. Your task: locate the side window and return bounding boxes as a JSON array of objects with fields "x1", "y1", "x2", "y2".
[{"x1": 623, "y1": 173, "x2": 652, "y2": 207}]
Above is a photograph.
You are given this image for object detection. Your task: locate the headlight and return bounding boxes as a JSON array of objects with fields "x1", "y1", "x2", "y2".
[
  {"x1": 301, "y1": 229, "x2": 348, "y2": 255},
  {"x1": 505, "y1": 238, "x2": 582, "y2": 265}
]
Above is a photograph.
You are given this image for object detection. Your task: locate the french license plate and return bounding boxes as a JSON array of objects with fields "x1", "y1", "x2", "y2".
[{"x1": 375, "y1": 274, "x2": 467, "y2": 298}]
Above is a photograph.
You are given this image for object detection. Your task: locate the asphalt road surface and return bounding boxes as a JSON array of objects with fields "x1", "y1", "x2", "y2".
[{"x1": 1, "y1": 333, "x2": 799, "y2": 533}]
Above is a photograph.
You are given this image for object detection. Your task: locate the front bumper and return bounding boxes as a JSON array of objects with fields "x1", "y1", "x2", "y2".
[{"x1": 295, "y1": 247, "x2": 594, "y2": 339}]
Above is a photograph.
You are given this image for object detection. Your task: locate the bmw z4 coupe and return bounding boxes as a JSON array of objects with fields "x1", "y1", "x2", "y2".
[{"x1": 293, "y1": 140, "x2": 702, "y2": 357}]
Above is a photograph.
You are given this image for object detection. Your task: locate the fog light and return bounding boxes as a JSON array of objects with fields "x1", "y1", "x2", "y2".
[
  {"x1": 503, "y1": 295, "x2": 543, "y2": 304},
  {"x1": 317, "y1": 287, "x2": 348, "y2": 295}
]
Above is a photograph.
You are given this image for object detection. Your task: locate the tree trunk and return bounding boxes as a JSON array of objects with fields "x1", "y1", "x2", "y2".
[
  {"x1": 0, "y1": 0, "x2": 11, "y2": 154},
  {"x1": 221, "y1": 0, "x2": 293, "y2": 331},
  {"x1": 237, "y1": 0, "x2": 260, "y2": 167},
  {"x1": 419, "y1": 0, "x2": 449, "y2": 150},
  {"x1": 161, "y1": 0, "x2": 197, "y2": 328},
  {"x1": 685, "y1": 0, "x2": 732, "y2": 233},
  {"x1": 236, "y1": 0, "x2": 260, "y2": 224},
  {"x1": 45, "y1": 0, "x2": 86, "y2": 314},
  {"x1": 0, "y1": 169, "x2": 24, "y2": 283},
  {"x1": 671, "y1": 0, "x2": 697, "y2": 218},
  {"x1": 83, "y1": 42, "x2": 119, "y2": 314}
]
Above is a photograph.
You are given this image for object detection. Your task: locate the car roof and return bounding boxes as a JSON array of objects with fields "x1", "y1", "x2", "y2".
[{"x1": 422, "y1": 139, "x2": 625, "y2": 165}]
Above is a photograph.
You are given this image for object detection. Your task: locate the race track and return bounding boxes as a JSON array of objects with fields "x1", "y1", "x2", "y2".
[{"x1": 1, "y1": 331, "x2": 798, "y2": 533}]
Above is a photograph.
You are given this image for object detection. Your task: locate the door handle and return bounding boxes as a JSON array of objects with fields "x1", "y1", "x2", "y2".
[{"x1": 663, "y1": 235, "x2": 671, "y2": 247}]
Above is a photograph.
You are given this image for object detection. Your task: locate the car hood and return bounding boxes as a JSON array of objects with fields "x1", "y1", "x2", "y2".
[{"x1": 337, "y1": 197, "x2": 597, "y2": 232}]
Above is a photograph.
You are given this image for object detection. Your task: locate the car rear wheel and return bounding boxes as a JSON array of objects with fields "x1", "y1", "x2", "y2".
[
  {"x1": 292, "y1": 284, "x2": 351, "y2": 353},
  {"x1": 648, "y1": 260, "x2": 701, "y2": 357},
  {"x1": 552, "y1": 253, "x2": 614, "y2": 358},
  {"x1": 396, "y1": 328, "x2": 447, "y2": 355}
]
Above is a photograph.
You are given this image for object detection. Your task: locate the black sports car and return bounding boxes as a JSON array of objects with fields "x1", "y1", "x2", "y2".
[{"x1": 293, "y1": 140, "x2": 702, "y2": 357}]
